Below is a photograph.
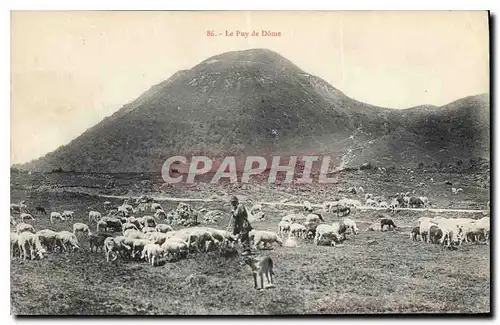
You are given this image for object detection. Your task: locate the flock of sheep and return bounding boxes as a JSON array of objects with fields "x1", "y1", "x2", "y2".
[{"x1": 10, "y1": 187, "x2": 490, "y2": 270}]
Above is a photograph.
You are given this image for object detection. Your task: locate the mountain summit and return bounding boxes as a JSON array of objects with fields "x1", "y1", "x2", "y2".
[{"x1": 18, "y1": 49, "x2": 490, "y2": 173}]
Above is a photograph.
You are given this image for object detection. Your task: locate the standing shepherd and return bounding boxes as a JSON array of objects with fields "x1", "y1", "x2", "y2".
[{"x1": 228, "y1": 195, "x2": 253, "y2": 256}]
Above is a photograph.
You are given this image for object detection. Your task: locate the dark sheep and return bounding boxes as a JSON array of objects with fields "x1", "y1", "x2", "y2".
[
  {"x1": 429, "y1": 225, "x2": 443, "y2": 244},
  {"x1": 409, "y1": 197, "x2": 425, "y2": 208},
  {"x1": 35, "y1": 206, "x2": 47, "y2": 215},
  {"x1": 380, "y1": 218, "x2": 397, "y2": 231},
  {"x1": 89, "y1": 233, "x2": 113, "y2": 253},
  {"x1": 410, "y1": 226, "x2": 420, "y2": 241}
]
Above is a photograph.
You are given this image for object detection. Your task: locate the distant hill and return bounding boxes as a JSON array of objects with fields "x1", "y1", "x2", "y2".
[{"x1": 16, "y1": 48, "x2": 490, "y2": 173}]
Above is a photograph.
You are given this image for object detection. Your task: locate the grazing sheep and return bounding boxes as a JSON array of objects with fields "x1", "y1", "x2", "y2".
[
  {"x1": 419, "y1": 197, "x2": 429, "y2": 207},
  {"x1": 161, "y1": 238, "x2": 189, "y2": 261},
  {"x1": 122, "y1": 222, "x2": 139, "y2": 232},
  {"x1": 20, "y1": 213, "x2": 35, "y2": 223},
  {"x1": 155, "y1": 224, "x2": 173, "y2": 233},
  {"x1": 62, "y1": 210, "x2": 75, "y2": 221},
  {"x1": 17, "y1": 232, "x2": 46, "y2": 260},
  {"x1": 305, "y1": 213, "x2": 322, "y2": 224},
  {"x1": 409, "y1": 197, "x2": 425, "y2": 208},
  {"x1": 380, "y1": 218, "x2": 397, "y2": 231},
  {"x1": 132, "y1": 238, "x2": 153, "y2": 259},
  {"x1": 102, "y1": 218, "x2": 123, "y2": 233},
  {"x1": 56, "y1": 231, "x2": 80, "y2": 252},
  {"x1": 73, "y1": 222, "x2": 91, "y2": 236},
  {"x1": 151, "y1": 203, "x2": 163, "y2": 211},
  {"x1": 50, "y1": 212, "x2": 65, "y2": 224},
  {"x1": 16, "y1": 222, "x2": 35, "y2": 234},
  {"x1": 336, "y1": 205, "x2": 351, "y2": 217},
  {"x1": 135, "y1": 217, "x2": 147, "y2": 229},
  {"x1": 289, "y1": 223, "x2": 307, "y2": 239},
  {"x1": 144, "y1": 232, "x2": 170, "y2": 246},
  {"x1": 88, "y1": 233, "x2": 112, "y2": 253},
  {"x1": 249, "y1": 230, "x2": 283, "y2": 250},
  {"x1": 202, "y1": 228, "x2": 238, "y2": 249},
  {"x1": 123, "y1": 229, "x2": 145, "y2": 239},
  {"x1": 338, "y1": 198, "x2": 362, "y2": 208},
  {"x1": 176, "y1": 227, "x2": 216, "y2": 252},
  {"x1": 141, "y1": 226, "x2": 156, "y2": 234},
  {"x1": 143, "y1": 216, "x2": 157, "y2": 228},
  {"x1": 429, "y1": 225, "x2": 443, "y2": 244},
  {"x1": 314, "y1": 223, "x2": 344, "y2": 246},
  {"x1": 418, "y1": 217, "x2": 438, "y2": 243},
  {"x1": 36, "y1": 229, "x2": 58, "y2": 252},
  {"x1": 35, "y1": 206, "x2": 47, "y2": 215},
  {"x1": 154, "y1": 209, "x2": 166, "y2": 219},
  {"x1": 104, "y1": 236, "x2": 131, "y2": 262},
  {"x1": 141, "y1": 243, "x2": 164, "y2": 266},
  {"x1": 410, "y1": 226, "x2": 420, "y2": 241},
  {"x1": 96, "y1": 220, "x2": 108, "y2": 233},
  {"x1": 88, "y1": 211, "x2": 101, "y2": 223},
  {"x1": 11, "y1": 233, "x2": 19, "y2": 257}
]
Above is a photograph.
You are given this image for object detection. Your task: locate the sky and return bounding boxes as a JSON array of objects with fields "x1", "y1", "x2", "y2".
[{"x1": 10, "y1": 11, "x2": 490, "y2": 165}]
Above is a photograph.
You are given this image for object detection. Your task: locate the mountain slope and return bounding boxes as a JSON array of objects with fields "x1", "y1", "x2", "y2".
[{"x1": 17, "y1": 49, "x2": 490, "y2": 173}]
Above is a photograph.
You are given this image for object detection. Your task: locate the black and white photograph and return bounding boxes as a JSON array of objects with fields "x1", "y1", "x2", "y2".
[{"x1": 9, "y1": 10, "x2": 491, "y2": 315}]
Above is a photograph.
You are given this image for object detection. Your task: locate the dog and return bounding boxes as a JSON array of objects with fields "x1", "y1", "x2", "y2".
[{"x1": 243, "y1": 256, "x2": 275, "y2": 290}]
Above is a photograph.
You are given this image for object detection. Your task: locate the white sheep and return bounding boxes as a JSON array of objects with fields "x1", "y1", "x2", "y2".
[
  {"x1": 155, "y1": 224, "x2": 173, "y2": 233},
  {"x1": 122, "y1": 222, "x2": 139, "y2": 232},
  {"x1": 20, "y1": 213, "x2": 35, "y2": 223},
  {"x1": 249, "y1": 230, "x2": 283, "y2": 250},
  {"x1": 17, "y1": 232, "x2": 46, "y2": 260},
  {"x1": 141, "y1": 243, "x2": 164, "y2": 266},
  {"x1": 123, "y1": 229, "x2": 145, "y2": 239},
  {"x1": 36, "y1": 229, "x2": 59, "y2": 252},
  {"x1": 104, "y1": 236, "x2": 131, "y2": 262},
  {"x1": 142, "y1": 226, "x2": 156, "y2": 234},
  {"x1": 154, "y1": 209, "x2": 166, "y2": 219},
  {"x1": 88, "y1": 211, "x2": 101, "y2": 223},
  {"x1": 56, "y1": 231, "x2": 80, "y2": 252},
  {"x1": 151, "y1": 203, "x2": 163, "y2": 211},
  {"x1": 277, "y1": 220, "x2": 291, "y2": 235},
  {"x1": 16, "y1": 222, "x2": 35, "y2": 234},
  {"x1": 322, "y1": 201, "x2": 338, "y2": 213},
  {"x1": 289, "y1": 223, "x2": 307, "y2": 239},
  {"x1": 50, "y1": 212, "x2": 65, "y2": 224},
  {"x1": 161, "y1": 238, "x2": 189, "y2": 261},
  {"x1": 131, "y1": 238, "x2": 152, "y2": 258},
  {"x1": 11, "y1": 232, "x2": 19, "y2": 257},
  {"x1": 73, "y1": 222, "x2": 91, "y2": 236},
  {"x1": 62, "y1": 210, "x2": 75, "y2": 221},
  {"x1": 314, "y1": 223, "x2": 346, "y2": 246}
]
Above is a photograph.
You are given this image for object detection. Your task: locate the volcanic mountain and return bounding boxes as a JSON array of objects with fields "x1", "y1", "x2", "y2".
[{"x1": 17, "y1": 49, "x2": 490, "y2": 173}]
